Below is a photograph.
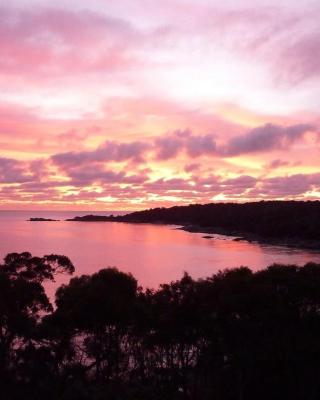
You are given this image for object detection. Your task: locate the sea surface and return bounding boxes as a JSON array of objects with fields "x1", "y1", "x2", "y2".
[{"x1": 1, "y1": 210, "x2": 320, "y2": 298}]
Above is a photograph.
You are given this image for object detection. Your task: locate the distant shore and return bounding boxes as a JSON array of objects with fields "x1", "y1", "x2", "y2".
[
  {"x1": 178, "y1": 224, "x2": 320, "y2": 251},
  {"x1": 65, "y1": 216, "x2": 320, "y2": 251},
  {"x1": 28, "y1": 217, "x2": 60, "y2": 221},
  {"x1": 64, "y1": 201, "x2": 320, "y2": 251}
]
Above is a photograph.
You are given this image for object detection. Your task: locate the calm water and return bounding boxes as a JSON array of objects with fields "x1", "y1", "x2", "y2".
[{"x1": 1, "y1": 210, "x2": 320, "y2": 297}]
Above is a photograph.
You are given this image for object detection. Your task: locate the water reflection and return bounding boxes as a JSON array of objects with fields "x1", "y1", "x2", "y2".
[{"x1": 1, "y1": 211, "x2": 320, "y2": 299}]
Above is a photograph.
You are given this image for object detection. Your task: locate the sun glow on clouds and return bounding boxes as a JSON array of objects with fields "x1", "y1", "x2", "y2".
[{"x1": 0, "y1": 0, "x2": 319, "y2": 209}]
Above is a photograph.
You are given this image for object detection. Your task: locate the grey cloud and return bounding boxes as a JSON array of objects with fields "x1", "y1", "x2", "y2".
[
  {"x1": 250, "y1": 173, "x2": 320, "y2": 198},
  {"x1": 52, "y1": 140, "x2": 149, "y2": 167},
  {"x1": 0, "y1": 157, "x2": 31, "y2": 183},
  {"x1": 155, "y1": 136, "x2": 181, "y2": 160},
  {"x1": 222, "y1": 123, "x2": 313, "y2": 156},
  {"x1": 66, "y1": 164, "x2": 149, "y2": 187},
  {"x1": 51, "y1": 123, "x2": 316, "y2": 173},
  {"x1": 155, "y1": 129, "x2": 217, "y2": 160},
  {"x1": 222, "y1": 175, "x2": 257, "y2": 188}
]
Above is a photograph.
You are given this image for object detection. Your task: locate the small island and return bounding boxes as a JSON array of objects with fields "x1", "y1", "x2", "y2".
[
  {"x1": 67, "y1": 201, "x2": 320, "y2": 250},
  {"x1": 66, "y1": 214, "x2": 115, "y2": 222},
  {"x1": 28, "y1": 217, "x2": 60, "y2": 221}
]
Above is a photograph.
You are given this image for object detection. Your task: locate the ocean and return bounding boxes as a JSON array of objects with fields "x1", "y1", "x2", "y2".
[{"x1": 1, "y1": 210, "x2": 320, "y2": 298}]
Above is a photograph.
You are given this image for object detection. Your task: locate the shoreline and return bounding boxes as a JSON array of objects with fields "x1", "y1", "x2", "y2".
[
  {"x1": 178, "y1": 224, "x2": 320, "y2": 251},
  {"x1": 64, "y1": 215, "x2": 320, "y2": 251}
]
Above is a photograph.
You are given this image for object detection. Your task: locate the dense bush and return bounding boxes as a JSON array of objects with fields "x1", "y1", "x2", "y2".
[
  {"x1": 1, "y1": 252, "x2": 320, "y2": 399},
  {"x1": 120, "y1": 200, "x2": 320, "y2": 240}
]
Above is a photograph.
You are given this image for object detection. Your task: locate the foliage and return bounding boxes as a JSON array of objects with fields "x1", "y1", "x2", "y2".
[
  {"x1": 2, "y1": 252, "x2": 320, "y2": 399},
  {"x1": 78, "y1": 200, "x2": 320, "y2": 242}
]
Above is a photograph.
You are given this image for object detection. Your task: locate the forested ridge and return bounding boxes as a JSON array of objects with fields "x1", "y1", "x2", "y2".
[
  {"x1": 69, "y1": 201, "x2": 320, "y2": 245},
  {"x1": 2, "y1": 252, "x2": 320, "y2": 399}
]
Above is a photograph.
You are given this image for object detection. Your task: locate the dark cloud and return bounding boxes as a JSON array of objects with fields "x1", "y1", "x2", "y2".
[
  {"x1": 2, "y1": 120, "x2": 318, "y2": 205},
  {"x1": 250, "y1": 173, "x2": 320, "y2": 198},
  {"x1": 155, "y1": 129, "x2": 217, "y2": 160},
  {"x1": 185, "y1": 133, "x2": 217, "y2": 157},
  {"x1": 222, "y1": 123, "x2": 313, "y2": 156},
  {"x1": 52, "y1": 140, "x2": 149, "y2": 167},
  {"x1": 2, "y1": 151, "x2": 320, "y2": 203},
  {"x1": 222, "y1": 175, "x2": 257, "y2": 189},
  {"x1": 155, "y1": 135, "x2": 181, "y2": 160},
  {"x1": 51, "y1": 123, "x2": 316, "y2": 174},
  {"x1": 0, "y1": 157, "x2": 31, "y2": 183},
  {"x1": 155, "y1": 123, "x2": 314, "y2": 161},
  {"x1": 63, "y1": 163, "x2": 149, "y2": 187},
  {"x1": 67, "y1": 167, "x2": 126, "y2": 186}
]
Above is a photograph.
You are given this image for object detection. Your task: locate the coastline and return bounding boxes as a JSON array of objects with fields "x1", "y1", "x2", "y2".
[
  {"x1": 178, "y1": 224, "x2": 320, "y2": 251},
  {"x1": 64, "y1": 215, "x2": 320, "y2": 251}
]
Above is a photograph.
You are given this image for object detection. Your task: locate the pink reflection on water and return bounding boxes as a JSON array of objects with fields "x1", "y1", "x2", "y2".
[{"x1": 1, "y1": 211, "x2": 320, "y2": 302}]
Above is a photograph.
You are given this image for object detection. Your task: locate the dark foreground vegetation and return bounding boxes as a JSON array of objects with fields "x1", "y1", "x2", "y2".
[
  {"x1": 2, "y1": 253, "x2": 320, "y2": 399},
  {"x1": 68, "y1": 201, "x2": 320, "y2": 248}
]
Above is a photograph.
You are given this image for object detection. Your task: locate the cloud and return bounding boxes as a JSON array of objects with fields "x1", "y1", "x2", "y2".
[
  {"x1": 52, "y1": 140, "x2": 149, "y2": 167},
  {"x1": 53, "y1": 129, "x2": 218, "y2": 167},
  {"x1": 1, "y1": 149, "x2": 320, "y2": 205},
  {"x1": 154, "y1": 123, "x2": 314, "y2": 161},
  {"x1": 155, "y1": 135, "x2": 181, "y2": 160},
  {"x1": 0, "y1": 157, "x2": 32, "y2": 183},
  {"x1": 198, "y1": 5, "x2": 320, "y2": 85},
  {"x1": 0, "y1": 6, "x2": 141, "y2": 80},
  {"x1": 249, "y1": 173, "x2": 320, "y2": 198},
  {"x1": 67, "y1": 165, "x2": 148, "y2": 186},
  {"x1": 185, "y1": 132, "x2": 217, "y2": 157},
  {"x1": 155, "y1": 129, "x2": 217, "y2": 160},
  {"x1": 275, "y1": 32, "x2": 320, "y2": 84},
  {"x1": 222, "y1": 175, "x2": 257, "y2": 189},
  {"x1": 265, "y1": 159, "x2": 289, "y2": 170},
  {"x1": 222, "y1": 123, "x2": 313, "y2": 156},
  {"x1": 184, "y1": 163, "x2": 200, "y2": 173},
  {"x1": 51, "y1": 123, "x2": 317, "y2": 177},
  {"x1": 1, "y1": 117, "x2": 319, "y2": 207}
]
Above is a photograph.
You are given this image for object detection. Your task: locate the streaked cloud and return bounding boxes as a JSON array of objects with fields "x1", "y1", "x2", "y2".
[{"x1": 0, "y1": 0, "x2": 319, "y2": 209}]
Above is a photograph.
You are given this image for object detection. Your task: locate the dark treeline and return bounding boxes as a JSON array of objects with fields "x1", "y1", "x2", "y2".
[
  {"x1": 69, "y1": 201, "x2": 320, "y2": 245},
  {"x1": 2, "y1": 252, "x2": 320, "y2": 399}
]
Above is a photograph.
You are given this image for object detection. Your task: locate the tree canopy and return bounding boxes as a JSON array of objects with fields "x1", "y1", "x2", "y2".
[{"x1": 1, "y1": 252, "x2": 320, "y2": 399}]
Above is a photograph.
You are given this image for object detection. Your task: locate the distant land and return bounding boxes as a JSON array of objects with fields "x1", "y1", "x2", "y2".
[
  {"x1": 28, "y1": 217, "x2": 60, "y2": 221},
  {"x1": 66, "y1": 201, "x2": 320, "y2": 250}
]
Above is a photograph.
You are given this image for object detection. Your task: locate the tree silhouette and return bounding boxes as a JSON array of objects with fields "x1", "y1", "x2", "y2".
[
  {"x1": 1, "y1": 252, "x2": 320, "y2": 399},
  {"x1": 0, "y1": 252, "x2": 74, "y2": 399},
  {"x1": 52, "y1": 268, "x2": 138, "y2": 382}
]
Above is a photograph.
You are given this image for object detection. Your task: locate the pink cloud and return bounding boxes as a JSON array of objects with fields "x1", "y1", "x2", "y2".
[
  {"x1": 0, "y1": 6, "x2": 141, "y2": 80},
  {"x1": 276, "y1": 33, "x2": 320, "y2": 84},
  {"x1": 0, "y1": 1, "x2": 319, "y2": 208}
]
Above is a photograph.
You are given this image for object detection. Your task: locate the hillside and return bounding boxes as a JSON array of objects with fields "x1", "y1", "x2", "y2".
[{"x1": 68, "y1": 201, "x2": 320, "y2": 248}]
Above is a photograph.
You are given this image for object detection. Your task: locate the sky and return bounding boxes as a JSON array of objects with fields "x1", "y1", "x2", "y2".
[{"x1": 0, "y1": 0, "x2": 319, "y2": 210}]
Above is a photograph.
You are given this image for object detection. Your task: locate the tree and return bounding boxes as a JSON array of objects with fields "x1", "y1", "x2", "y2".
[
  {"x1": 0, "y1": 252, "x2": 74, "y2": 399},
  {"x1": 52, "y1": 268, "x2": 138, "y2": 381}
]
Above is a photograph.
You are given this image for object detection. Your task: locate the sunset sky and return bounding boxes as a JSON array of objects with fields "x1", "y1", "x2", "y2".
[{"x1": 0, "y1": 0, "x2": 319, "y2": 210}]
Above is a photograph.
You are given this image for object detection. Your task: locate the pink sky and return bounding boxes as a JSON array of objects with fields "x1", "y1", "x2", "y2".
[{"x1": 0, "y1": 0, "x2": 319, "y2": 210}]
